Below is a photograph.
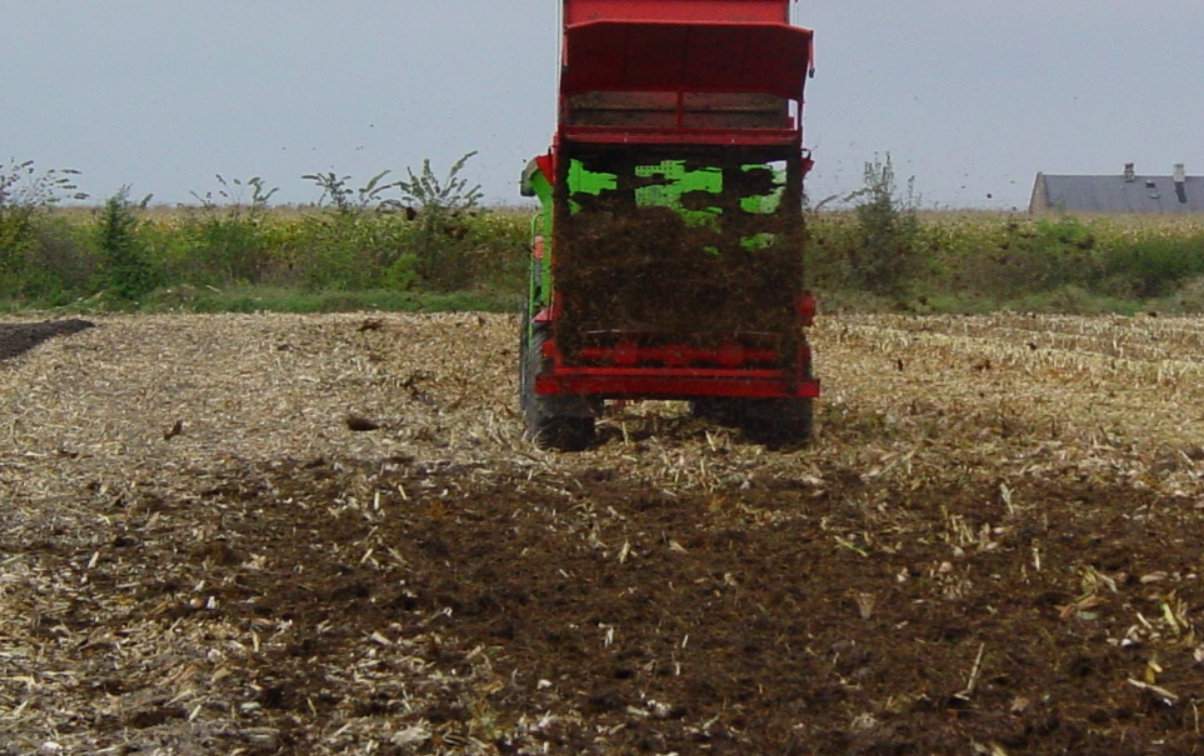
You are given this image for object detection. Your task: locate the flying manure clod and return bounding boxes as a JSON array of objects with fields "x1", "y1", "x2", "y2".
[{"x1": 518, "y1": 0, "x2": 821, "y2": 450}]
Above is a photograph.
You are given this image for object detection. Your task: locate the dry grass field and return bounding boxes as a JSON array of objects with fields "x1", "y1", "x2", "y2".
[{"x1": 1, "y1": 312, "x2": 1202, "y2": 753}]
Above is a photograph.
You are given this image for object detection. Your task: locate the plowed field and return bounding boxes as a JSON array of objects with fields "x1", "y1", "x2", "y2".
[{"x1": 1, "y1": 313, "x2": 1202, "y2": 754}]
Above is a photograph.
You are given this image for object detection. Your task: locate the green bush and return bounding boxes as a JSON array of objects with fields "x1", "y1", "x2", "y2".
[
  {"x1": 10, "y1": 151, "x2": 1204, "y2": 316},
  {"x1": 804, "y1": 205, "x2": 1204, "y2": 314},
  {"x1": 23, "y1": 218, "x2": 95, "y2": 302},
  {"x1": 295, "y1": 160, "x2": 488, "y2": 292},
  {"x1": 947, "y1": 217, "x2": 1100, "y2": 300},
  {"x1": 159, "y1": 176, "x2": 280, "y2": 285},
  {"x1": 383, "y1": 252, "x2": 420, "y2": 291},
  {"x1": 0, "y1": 160, "x2": 88, "y2": 301},
  {"x1": 1100, "y1": 234, "x2": 1204, "y2": 298},
  {"x1": 97, "y1": 190, "x2": 156, "y2": 300},
  {"x1": 847, "y1": 155, "x2": 921, "y2": 296},
  {"x1": 397, "y1": 152, "x2": 484, "y2": 290},
  {"x1": 281, "y1": 212, "x2": 409, "y2": 290},
  {"x1": 1167, "y1": 276, "x2": 1204, "y2": 313}
]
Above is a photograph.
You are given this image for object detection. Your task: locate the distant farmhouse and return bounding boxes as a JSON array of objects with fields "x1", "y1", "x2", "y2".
[{"x1": 1030, "y1": 163, "x2": 1203, "y2": 215}]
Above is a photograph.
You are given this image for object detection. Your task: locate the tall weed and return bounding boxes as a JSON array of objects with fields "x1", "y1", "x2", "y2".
[
  {"x1": 168, "y1": 175, "x2": 279, "y2": 284},
  {"x1": 0, "y1": 160, "x2": 88, "y2": 299},
  {"x1": 398, "y1": 152, "x2": 483, "y2": 290}
]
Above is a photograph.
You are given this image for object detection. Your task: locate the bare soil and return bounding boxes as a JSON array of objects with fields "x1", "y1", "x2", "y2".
[
  {"x1": 1, "y1": 313, "x2": 1202, "y2": 754},
  {"x1": 0, "y1": 319, "x2": 93, "y2": 362}
]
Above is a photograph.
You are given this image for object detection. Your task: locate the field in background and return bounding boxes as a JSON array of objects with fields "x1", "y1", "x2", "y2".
[
  {"x1": 4, "y1": 200, "x2": 1204, "y2": 316},
  {"x1": 809, "y1": 209, "x2": 1204, "y2": 314},
  {"x1": 1, "y1": 311, "x2": 1201, "y2": 752}
]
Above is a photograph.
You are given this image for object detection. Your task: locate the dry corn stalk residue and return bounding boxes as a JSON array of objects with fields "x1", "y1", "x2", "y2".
[{"x1": 1, "y1": 312, "x2": 1202, "y2": 753}]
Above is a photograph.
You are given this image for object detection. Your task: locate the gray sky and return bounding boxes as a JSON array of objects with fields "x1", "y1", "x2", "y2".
[{"x1": 4, "y1": 1, "x2": 1202, "y2": 209}]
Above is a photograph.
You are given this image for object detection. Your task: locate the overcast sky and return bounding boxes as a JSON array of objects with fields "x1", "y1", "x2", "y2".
[{"x1": 4, "y1": 1, "x2": 1202, "y2": 209}]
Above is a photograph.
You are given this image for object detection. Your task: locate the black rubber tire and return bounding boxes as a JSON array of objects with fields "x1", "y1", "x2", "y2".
[
  {"x1": 518, "y1": 308, "x2": 532, "y2": 414},
  {"x1": 737, "y1": 397, "x2": 814, "y2": 444},
  {"x1": 689, "y1": 397, "x2": 738, "y2": 424},
  {"x1": 519, "y1": 314, "x2": 596, "y2": 451}
]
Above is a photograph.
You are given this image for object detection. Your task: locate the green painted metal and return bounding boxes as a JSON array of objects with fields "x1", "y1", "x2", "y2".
[
  {"x1": 739, "y1": 164, "x2": 786, "y2": 215},
  {"x1": 528, "y1": 169, "x2": 555, "y2": 327},
  {"x1": 568, "y1": 160, "x2": 618, "y2": 196},
  {"x1": 634, "y1": 160, "x2": 723, "y2": 229},
  {"x1": 566, "y1": 159, "x2": 618, "y2": 215}
]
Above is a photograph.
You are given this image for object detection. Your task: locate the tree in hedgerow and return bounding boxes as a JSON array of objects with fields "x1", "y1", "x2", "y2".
[
  {"x1": 849, "y1": 154, "x2": 921, "y2": 296},
  {"x1": 97, "y1": 189, "x2": 156, "y2": 300}
]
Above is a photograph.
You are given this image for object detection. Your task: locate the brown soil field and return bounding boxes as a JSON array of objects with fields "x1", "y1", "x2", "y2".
[
  {"x1": 1, "y1": 312, "x2": 1202, "y2": 754},
  {"x1": 0, "y1": 320, "x2": 94, "y2": 363}
]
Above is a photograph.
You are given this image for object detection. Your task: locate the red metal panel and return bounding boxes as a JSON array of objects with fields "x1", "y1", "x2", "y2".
[
  {"x1": 534, "y1": 154, "x2": 556, "y2": 185},
  {"x1": 576, "y1": 345, "x2": 780, "y2": 367},
  {"x1": 796, "y1": 290, "x2": 817, "y2": 326},
  {"x1": 534, "y1": 332, "x2": 818, "y2": 400},
  {"x1": 561, "y1": 126, "x2": 800, "y2": 146},
  {"x1": 565, "y1": 0, "x2": 788, "y2": 25},
  {"x1": 562, "y1": 21, "x2": 813, "y2": 100},
  {"x1": 536, "y1": 371, "x2": 820, "y2": 399},
  {"x1": 561, "y1": 125, "x2": 801, "y2": 147}
]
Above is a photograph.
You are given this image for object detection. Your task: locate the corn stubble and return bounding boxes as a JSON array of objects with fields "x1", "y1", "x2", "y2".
[{"x1": 0, "y1": 311, "x2": 1201, "y2": 752}]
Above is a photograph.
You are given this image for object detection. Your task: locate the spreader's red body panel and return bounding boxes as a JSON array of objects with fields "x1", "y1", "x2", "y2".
[
  {"x1": 532, "y1": 0, "x2": 819, "y2": 405},
  {"x1": 562, "y1": 21, "x2": 814, "y2": 101},
  {"x1": 535, "y1": 337, "x2": 820, "y2": 400},
  {"x1": 557, "y1": 0, "x2": 813, "y2": 150},
  {"x1": 564, "y1": 0, "x2": 789, "y2": 25}
]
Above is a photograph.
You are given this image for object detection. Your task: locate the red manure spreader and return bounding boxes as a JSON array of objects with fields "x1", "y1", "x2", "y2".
[{"x1": 520, "y1": 0, "x2": 820, "y2": 450}]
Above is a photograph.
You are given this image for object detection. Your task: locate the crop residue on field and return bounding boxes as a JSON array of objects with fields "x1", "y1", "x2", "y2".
[{"x1": 0, "y1": 312, "x2": 1202, "y2": 753}]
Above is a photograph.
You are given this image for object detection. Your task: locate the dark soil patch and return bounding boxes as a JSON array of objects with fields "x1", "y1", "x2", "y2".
[
  {"x1": 121, "y1": 457, "x2": 1204, "y2": 752},
  {"x1": 0, "y1": 319, "x2": 94, "y2": 362}
]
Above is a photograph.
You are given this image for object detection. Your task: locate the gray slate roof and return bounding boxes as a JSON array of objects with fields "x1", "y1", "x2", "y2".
[{"x1": 1034, "y1": 174, "x2": 1204, "y2": 214}]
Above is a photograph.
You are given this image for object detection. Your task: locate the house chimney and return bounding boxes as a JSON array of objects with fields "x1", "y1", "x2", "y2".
[
  {"x1": 1173, "y1": 163, "x2": 1186, "y2": 184},
  {"x1": 1123, "y1": 163, "x2": 1136, "y2": 182}
]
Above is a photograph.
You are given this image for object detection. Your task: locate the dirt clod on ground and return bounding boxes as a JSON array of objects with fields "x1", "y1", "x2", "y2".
[{"x1": 1, "y1": 312, "x2": 1203, "y2": 754}]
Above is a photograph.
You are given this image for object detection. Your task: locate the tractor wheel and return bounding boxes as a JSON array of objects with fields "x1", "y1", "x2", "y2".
[
  {"x1": 735, "y1": 397, "x2": 814, "y2": 444},
  {"x1": 519, "y1": 313, "x2": 595, "y2": 451},
  {"x1": 689, "y1": 397, "x2": 738, "y2": 424}
]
